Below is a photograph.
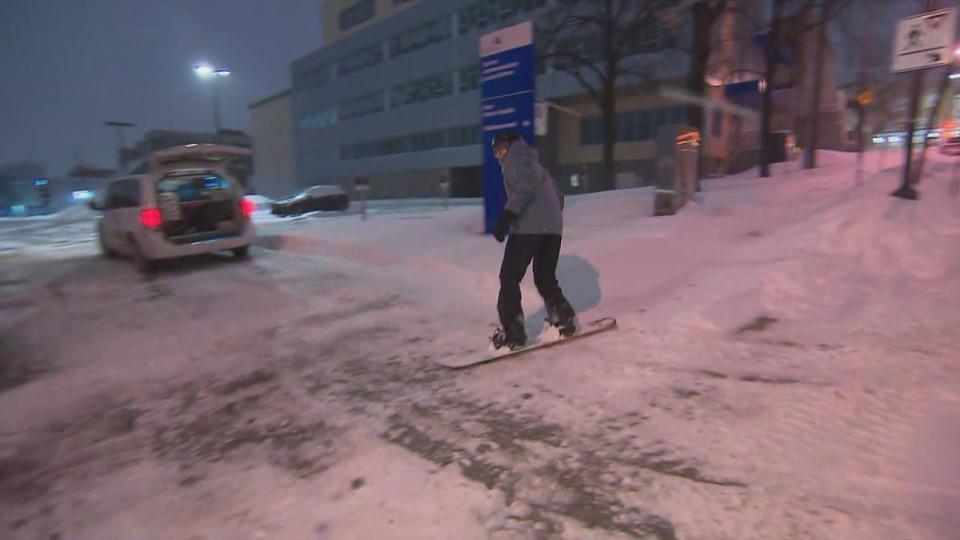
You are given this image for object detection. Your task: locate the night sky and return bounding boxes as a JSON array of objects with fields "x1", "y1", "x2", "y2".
[
  {"x1": 0, "y1": 1, "x2": 930, "y2": 178},
  {"x1": 0, "y1": 0, "x2": 323, "y2": 176}
]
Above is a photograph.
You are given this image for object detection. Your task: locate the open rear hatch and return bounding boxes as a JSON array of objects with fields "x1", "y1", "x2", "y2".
[{"x1": 156, "y1": 173, "x2": 243, "y2": 244}]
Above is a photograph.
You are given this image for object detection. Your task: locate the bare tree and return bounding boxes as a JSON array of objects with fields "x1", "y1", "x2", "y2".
[
  {"x1": 830, "y1": 0, "x2": 905, "y2": 184},
  {"x1": 538, "y1": 0, "x2": 672, "y2": 191},
  {"x1": 757, "y1": 0, "x2": 787, "y2": 177},
  {"x1": 803, "y1": 0, "x2": 853, "y2": 169},
  {"x1": 803, "y1": 0, "x2": 832, "y2": 169},
  {"x1": 683, "y1": 0, "x2": 729, "y2": 143},
  {"x1": 729, "y1": 0, "x2": 852, "y2": 177}
]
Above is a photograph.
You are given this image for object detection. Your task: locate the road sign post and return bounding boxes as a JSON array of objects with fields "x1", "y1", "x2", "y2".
[
  {"x1": 892, "y1": 8, "x2": 956, "y2": 73},
  {"x1": 439, "y1": 172, "x2": 450, "y2": 210},
  {"x1": 891, "y1": 4, "x2": 955, "y2": 200},
  {"x1": 354, "y1": 176, "x2": 369, "y2": 221}
]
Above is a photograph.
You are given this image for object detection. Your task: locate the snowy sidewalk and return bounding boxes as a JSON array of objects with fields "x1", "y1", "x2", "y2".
[{"x1": 2, "y1": 152, "x2": 959, "y2": 539}]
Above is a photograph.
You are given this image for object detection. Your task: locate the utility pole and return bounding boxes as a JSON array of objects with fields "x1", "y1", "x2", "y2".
[
  {"x1": 804, "y1": 0, "x2": 830, "y2": 170},
  {"x1": 212, "y1": 79, "x2": 222, "y2": 140},
  {"x1": 104, "y1": 121, "x2": 134, "y2": 175},
  {"x1": 855, "y1": 0, "x2": 871, "y2": 184},
  {"x1": 893, "y1": 0, "x2": 935, "y2": 200},
  {"x1": 193, "y1": 64, "x2": 231, "y2": 142}
]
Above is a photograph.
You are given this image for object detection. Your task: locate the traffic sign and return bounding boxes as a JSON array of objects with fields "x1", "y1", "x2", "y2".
[
  {"x1": 480, "y1": 20, "x2": 535, "y2": 234},
  {"x1": 892, "y1": 8, "x2": 957, "y2": 73}
]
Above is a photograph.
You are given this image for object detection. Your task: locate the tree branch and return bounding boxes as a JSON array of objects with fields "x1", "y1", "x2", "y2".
[{"x1": 554, "y1": 64, "x2": 603, "y2": 103}]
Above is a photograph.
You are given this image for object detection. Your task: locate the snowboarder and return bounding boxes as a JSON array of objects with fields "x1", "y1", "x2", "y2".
[{"x1": 490, "y1": 130, "x2": 576, "y2": 350}]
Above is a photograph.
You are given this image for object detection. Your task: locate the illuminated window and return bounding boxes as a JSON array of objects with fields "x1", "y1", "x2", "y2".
[{"x1": 297, "y1": 106, "x2": 338, "y2": 131}]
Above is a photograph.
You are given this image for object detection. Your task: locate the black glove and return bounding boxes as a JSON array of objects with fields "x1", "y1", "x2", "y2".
[{"x1": 493, "y1": 209, "x2": 516, "y2": 243}]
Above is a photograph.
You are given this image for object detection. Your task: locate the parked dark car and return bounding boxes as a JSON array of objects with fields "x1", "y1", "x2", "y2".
[
  {"x1": 270, "y1": 186, "x2": 349, "y2": 216},
  {"x1": 940, "y1": 136, "x2": 960, "y2": 155}
]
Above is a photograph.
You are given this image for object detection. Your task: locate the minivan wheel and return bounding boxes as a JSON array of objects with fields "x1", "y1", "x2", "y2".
[
  {"x1": 129, "y1": 237, "x2": 153, "y2": 274},
  {"x1": 232, "y1": 246, "x2": 250, "y2": 259},
  {"x1": 99, "y1": 228, "x2": 116, "y2": 259}
]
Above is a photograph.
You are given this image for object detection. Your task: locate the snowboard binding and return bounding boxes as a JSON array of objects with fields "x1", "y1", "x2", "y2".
[
  {"x1": 491, "y1": 321, "x2": 526, "y2": 351},
  {"x1": 547, "y1": 300, "x2": 577, "y2": 338}
]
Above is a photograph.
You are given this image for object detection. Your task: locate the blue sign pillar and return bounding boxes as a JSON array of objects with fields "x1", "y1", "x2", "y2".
[{"x1": 480, "y1": 21, "x2": 535, "y2": 234}]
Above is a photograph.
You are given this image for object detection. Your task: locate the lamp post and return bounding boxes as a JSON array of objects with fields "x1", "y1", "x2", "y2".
[
  {"x1": 104, "y1": 121, "x2": 134, "y2": 174},
  {"x1": 194, "y1": 63, "x2": 231, "y2": 140}
]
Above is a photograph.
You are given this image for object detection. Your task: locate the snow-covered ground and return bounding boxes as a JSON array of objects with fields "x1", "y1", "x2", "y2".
[{"x1": 2, "y1": 150, "x2": 959, "y2": 539}]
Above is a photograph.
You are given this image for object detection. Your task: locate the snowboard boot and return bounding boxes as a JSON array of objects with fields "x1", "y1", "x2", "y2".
[
  {"x1": 492, "y1": 319, "x2": 527, "y2": 351},
  {"x1": 547, "y1": 299, "x2": 577, "y2": 338}
]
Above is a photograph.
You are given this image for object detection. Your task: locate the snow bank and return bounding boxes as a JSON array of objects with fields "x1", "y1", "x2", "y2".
[
  {"x1": 245, "y1": 194, "x2": 273, "y2": 207},
  {"x1": 50, "y1": 203, "x2": 98, "y2": 223}
]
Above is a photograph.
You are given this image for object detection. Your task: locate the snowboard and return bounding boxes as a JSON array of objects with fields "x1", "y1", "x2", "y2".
[{"x1": 438, "y1": 317, "x2": 618, "y2": 369}]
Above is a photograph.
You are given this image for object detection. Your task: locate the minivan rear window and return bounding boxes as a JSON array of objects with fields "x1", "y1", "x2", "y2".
[{"x1": 157, "y1": 174, "x2": 233, "y2": 202}]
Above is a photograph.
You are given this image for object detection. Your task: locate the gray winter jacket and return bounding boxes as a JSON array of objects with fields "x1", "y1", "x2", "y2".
[{"x1": 501, "y1": 139, "x2": 564, "y2": 235}]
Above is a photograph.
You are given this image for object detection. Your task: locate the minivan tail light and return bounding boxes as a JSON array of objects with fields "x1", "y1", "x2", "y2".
[
  {"x1": 240, "y1": 197, "x2": 256, "y2": 218},
  {"x1": 140, "y1": 207, "x2": 162, "y2": 229}
]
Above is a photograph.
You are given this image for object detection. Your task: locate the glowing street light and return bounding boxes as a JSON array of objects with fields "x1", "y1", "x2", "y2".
[{"x1": 193, "y1": 62, "x2": 231, "y2": 138}]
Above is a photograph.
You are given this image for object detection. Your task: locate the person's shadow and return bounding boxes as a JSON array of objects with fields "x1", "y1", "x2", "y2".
[{"x1": 525, "y1": 254, "x2": 602, "y2": 337}]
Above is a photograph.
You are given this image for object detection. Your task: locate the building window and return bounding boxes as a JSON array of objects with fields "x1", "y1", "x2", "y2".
[
  {"x1": 297, "y1": 105, "x2": 338, "y2": 131},
  {"x1": 338, "y1": 42, "x2": 384, "y2": 77},
  {"x1": 340, "y1": 124, "x2": 482, "y2": 160},
  {"x1": 580, "y1": 106, "x2": 685, "y2": 146},
  {"x1": 339, "y1": 0, "x2": 375, "y2": 32},
  {"x1": 390, "y1": 71, "x2": 454, "y2": 108},
  {"x1": 670, "y1": 106, "x2": 687, "y2": 125},
  {"x1": 580, "y1": 116, "x2": 602, "y2": 145},
  {"x1": 617, "y1": 110, "x2": 636, "y2": 141},
  {"x1": 339, "y1": 91, "x2": 384, "y2": 121},
  {"x1": 551, "y1": 34, "x2": 605, "y2": 71},
  {"x1": 458, "y1": 0, "x2": 547, "y2": 35},
  {"x1": 654, "y1": 108, "x2": 668, "y2": 133},
  {"x1": 712, "y1": 109, "x2": 723, "y2": 137},
  {"x1": 626, "y1": 18, "x2": 660, "y2": 54},
  {"x1": 293, "y1": 62, "x2": 332, "y2": 90},
  {"x1": 459, "y1": 62, "x2": 480, "y2": 93},
  {"x1": 389, "y1": 15, "x2": 452, "y2": 58},
  {"x1": 636, "y1": 110, "x2": 652, "y2": 140}
]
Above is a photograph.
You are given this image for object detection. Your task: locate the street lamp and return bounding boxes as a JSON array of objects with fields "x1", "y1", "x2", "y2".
[
  {"x1": 194, "y1": 63, "x2": 231, "y2": 140},
  {"x1": 104, "y1": 121, "x2": 134, "y2": 173}
]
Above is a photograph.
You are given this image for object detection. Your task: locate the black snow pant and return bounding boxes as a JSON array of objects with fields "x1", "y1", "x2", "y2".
[{"x1": 497, "y1": 234, "x2": 573, "y2": 334}]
